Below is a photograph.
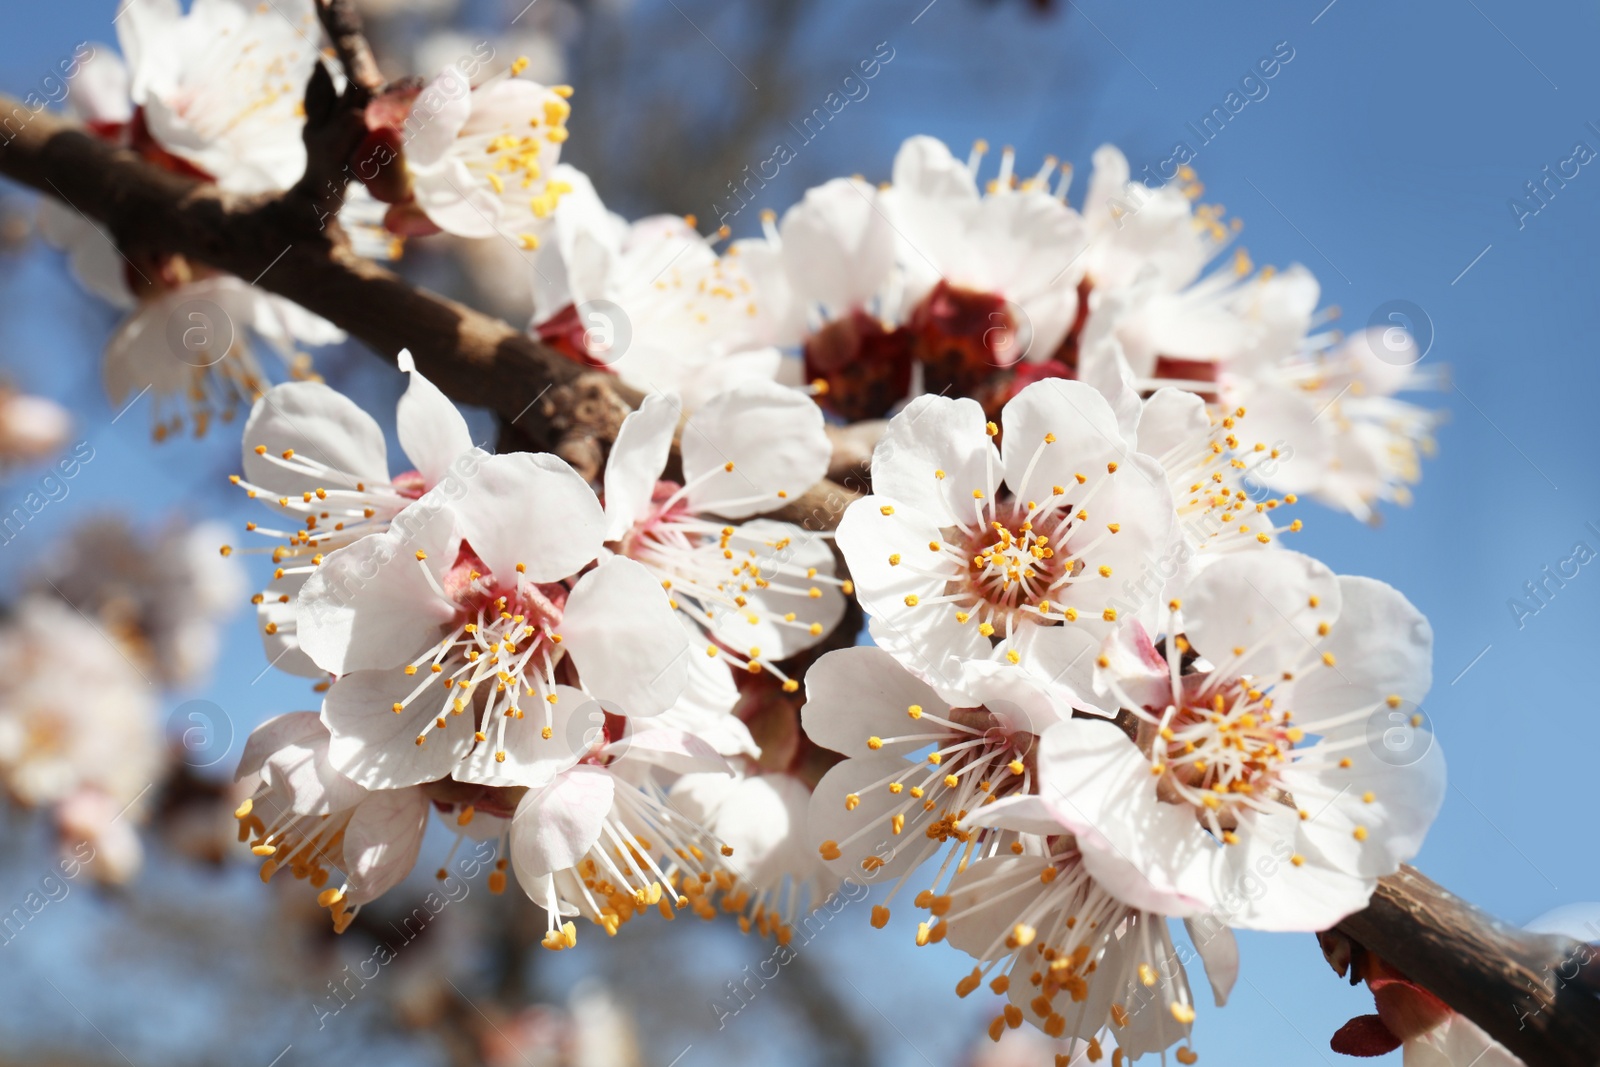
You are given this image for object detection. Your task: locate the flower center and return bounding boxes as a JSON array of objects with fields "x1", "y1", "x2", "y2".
[
  {"x1": 1150, "y1": 681, "x2": 1301, "y2": 832},
  {"x1": 960, "y1": 512, "x2": 1066, "y2": 616},
  {"x1": 393, "y1": 548, "x2": 571, "y2": 759}
]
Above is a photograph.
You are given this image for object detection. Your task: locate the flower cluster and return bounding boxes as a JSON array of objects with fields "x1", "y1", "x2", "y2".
[
  {"x1": 87, "y1": 17, "x2": 1455, "y2": 1057},
  {"x1": 0, "y1": 517, "x2": 244, "y2": 885},
  {"x1": 788, "y1": 367, "x2": 1445, "y2": 1059},
  {"x1": 230, "y1": 350, "x2": 841, "y2": 945}
]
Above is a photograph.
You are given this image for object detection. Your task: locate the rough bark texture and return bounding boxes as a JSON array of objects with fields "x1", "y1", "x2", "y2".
[{"x1": 1336, "y1": 866, "x2": 1600, "y2": 1066}]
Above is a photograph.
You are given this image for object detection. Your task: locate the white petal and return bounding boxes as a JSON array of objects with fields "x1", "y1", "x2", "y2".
[
  {"x1": 405, "y1": 67, "x2": 474, "y2": 167},
  {"x1": 320, "y1": 668, "x2": 476, "y2": 788},
  {"x1": 835, "y1": 494, "x2": 981, "y2": 686},
  {"x1": 801, "y1": 646, "x2": 947, "y2": 760},
  {"x1": 242, "y1": 713, "x2": 368, "y2": 817},
  {"x1": 682, "y1": 382, "x2": 829, "y2": 519},
  {"x1": 1034, "y1": 718, "x2": 1214, "y2": 916},
  {"x1": 706, "y1": 519, "x2": 845, "y2": 660},
  {"x1": 702, "y1": 774, "x2": 825, "y2": 895},
  {"x1": 1001, "y1": 378, "x2": 1130, "y2": 501},
  {"x1": 1137, "y1": 387, "x2": 1212, "y2": 464},
  {"x1": 869, "y1": 393, "x2": 993, "y2": 525},
  {"x1": 343, "y1": 787, "x2": 430, "y2": 905},
  {"x1": 1183, "y1": 917, "x2": 1239, "y2": 1007},
  {"x1": 603, "y1": 392, "x2": 678, "y2": 541},
  {"x1": 808, "y1": 755, "x2": 937, "y2": 885},
  {"x1": 1294, "y1": 576, "x2": 1432, "y2": 725},
  {"x1": 396, "y1": 349, "x2": 473, "y2": 488},
  {"x1": 1204, "y1": 806, "x2": 1375, "y2": 932},
  {"x1": 1093, "y1": 621, "x2": 1171, "y2": 712},
  {"x1": 237, "y1": 710, "x2": 324, "y2": 782},
  {"x1": 1285, "y1": 734, "x2": 1445, "y2": 880},
  {"x1": 452, "y1": 452, "x2": 605, "y2": 582},
  {"x1": 241, "y1": 381, "x2": 390, "y2": 496},
  {"x1": 562, "y1": 556, "x2": 689, "y2": 716},
  {"x1": 779, "y1": 177, "x2": 894, "y2": 314},
  {"x1": 1219, "y1": 378, "x2": 1334, "y2": 495},
  {"x1": 454, "y1": 685, "x2": 592, "y2": 790},
  {"x1": 1183, "y1": 550, "x2": 1341, "y2": 679},
  {"x1": 959, "y1": 794, "x2": 1067, "y2": 835},
  {"x1": 614, "y1": 726, "x2": 732, "y2": 776},
  {"x1": 957, "y1": 660, "x2": 1076, "y2": 736},
  {"x1": 258, "y1": 571, "x2": 325, "y2": 679},
  {"x1": 510, "y1": 765, "x2": 615, "y2": 879},
  {"x1": 296, "y1": 502, "x2": 459, "y2": 675}
]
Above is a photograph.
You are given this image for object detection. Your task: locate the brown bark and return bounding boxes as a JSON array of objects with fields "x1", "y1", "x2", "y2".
[
  {"x1": 1336, "y1": 866, "x2": 1600, "y2": 1066},
  {"x1": 0, "y1": 93, "x2": 854, "y2": 529}
]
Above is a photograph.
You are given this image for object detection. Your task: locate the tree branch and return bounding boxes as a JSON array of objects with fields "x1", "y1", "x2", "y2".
[
  {"x1": 1336, "y1": 865, "x2": 1600, "y2": 1066},
  {"x1": 0, "y1": 93, "x2": 855, "y2": 530}
]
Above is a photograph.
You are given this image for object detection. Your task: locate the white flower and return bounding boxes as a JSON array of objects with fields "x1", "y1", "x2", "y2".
[
  {"x1": 529, "y1": 167, "x2": 783, "y2": 407},
  {"x1": 0, "y1": 597, "x2": 163, "y2": 883},
  {"x1": 234, "y1": 712, "x2": 434, "y2": 931},
  {"x1": 100, "y1": 274, "x2": 345, "y2": 442},
  {"x1": 802, "y1": 647, "x2": 1217, "y2": 1057},
  {"x1": 36, "y1": 26, "x2": 345, "y2": 435},
  {"x1": 405, "y1": 64, "x2": 575, "y2": 247},
  {"x1": 0, "y1": 388, "x2": 70, "y2": 465},
  {"x1": 1083, "y1": 549, "x2": 1447, "y2": 931},
  {"x1": 883, "y1": 136, "x2": 1089, "y2": 364},
  {"x1": 1078, "y1": 146, "x2": 1216, "y2": 297},
  {"x1": 229, "y1": 350, "x2": 476, "y2": 676},
  {"x1": 603, "y1": 384, "x2": 841, "y2": 688},
  {"x1": 1229, "y1": 324, "x2": 1442, "y2": 521},
  {"x1": 295, "y1": 451, "x2": 690, "y2": 790},
  {"x1": 670, "y1": 766, "x2": 839, "y2": 941},
  {"x1": 509, "y1": 729, "x2": 732, "y2": 949},
  {"x1": 836, "y1": 379, "x2": 1177, "y2": 697},
  {"x1": 118, "y1": 0, "x2": 321, "y2": 193},
  {"x1": 39, "y1": 515, "x2": 246, "y2": 686},
  {"x1": 800, "y1": 645, "x2": 1074, "y2": 927}
]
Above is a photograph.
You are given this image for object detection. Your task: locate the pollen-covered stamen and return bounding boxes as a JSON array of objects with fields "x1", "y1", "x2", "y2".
[
  {"x1": 824, "y1": 708, "x2": 1039, "y2": 921},
  {"x1": 1144, "y1": 680, "x2": 1302, "y2": 834},
  {"x1": 616, "y1": 481, "x2": 838, "y2": 686},
  {"x1": 947, "y1": 845, "x2": 1198, "y2": 1052},
  {"x1": 895, "y1": 449, "x2": 1135, "y2": 648},
  {"x1": 229, "y1": 448, "x2": 421, "y2": 563},
  {"x1": 1156, "y1": 406, "x2": 1305, "y2": 551},
  {"x1": 235, "y1": 794, "x2": 361, "y2": 932},
  {"x1": 388, "y1": 549, "x2": 571, "y2": 759},
  {"x1": 540, "y1": 780, "x2": 735, "y2": 948},
  {"x1": 147, "y1": 353, "x2": 270, "y2": 444}
]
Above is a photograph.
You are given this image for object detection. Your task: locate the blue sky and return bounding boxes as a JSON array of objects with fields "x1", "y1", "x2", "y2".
[{"x1": 3, "y1": 1, "x2": 1598, "y2": 1064}]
